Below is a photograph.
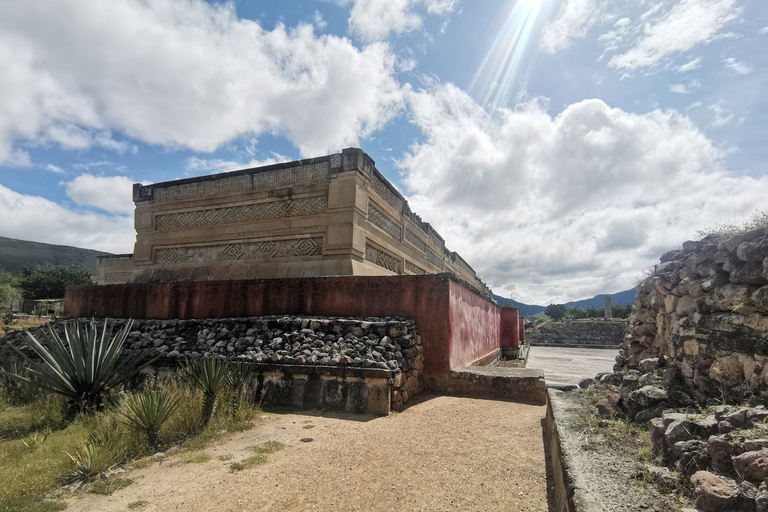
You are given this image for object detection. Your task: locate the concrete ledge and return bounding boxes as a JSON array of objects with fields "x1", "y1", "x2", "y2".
[
  {"x1": 545, "y1": 389, "x2": 604, "y2": 512},
  {"x1": 427, "y1": 367, "x2": 546, "y2": 405}
]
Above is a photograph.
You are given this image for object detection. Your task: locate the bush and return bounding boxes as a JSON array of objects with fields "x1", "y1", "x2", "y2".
[
  {"x1": 118, "y1": 389, "x2": 180, "y2": 449},
  {"x1": 177, "y1": 358, "x2": 229, "y2": 429}
]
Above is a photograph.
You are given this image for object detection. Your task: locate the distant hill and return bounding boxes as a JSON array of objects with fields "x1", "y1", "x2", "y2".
[
  {"x1": 494, "y1": 288, "x2": 637, "y2": 317},
  {"x1": 0, "y1": 236, "x2": 113, "y2": 274}
]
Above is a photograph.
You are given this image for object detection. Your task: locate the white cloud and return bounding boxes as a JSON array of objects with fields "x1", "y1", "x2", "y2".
[
  {"x1": 541, "y1": 0, "x2": 604, "y2": 54},
  {"x1": 0, "y1": 0, "x2": 408, "y2": 165},
  {"x1": 347, "y1": 0, "x2": 457, "y2": 42},
  {"x1": 400, "y1": 84, "x2": 768, "y2": 303},
  {"x1": 65, "y1": 174, "x2": 146, "y2": 215},
  {"x1": 609, "y1": 0, "x2": 740, "y2": 70},
  {"x1": 677, "y1": 56, "x2": 702, "y2": 72},
  {"x1": 723, "y1": 57, "x2": 753, "y2": 75},
  {"x1": 760, "y1": 27, "x2": 768, "y2": 35},
  {"x1": 708, "y1": 102, "x2": 734, "y2": 127},
  {"x1": 313, "y1": 11, "x2": 327, "y2": 30},
  {"x1": 670, "y1": 84, "x2": 688, "y2": 93},
  {"x1": 45, "y1": 164, "x2": 65, "y2": 174},
  {"x1": 185, "y1": 154, "x2": 290, "y2": 175},
  {"x1": 0, "y1": 183, "x2": 134, "y2": 253}
]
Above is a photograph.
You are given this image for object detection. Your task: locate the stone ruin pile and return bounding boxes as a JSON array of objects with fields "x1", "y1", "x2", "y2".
[{"x1": 617, "y1": 225, "x2": 768, "y2": 398}]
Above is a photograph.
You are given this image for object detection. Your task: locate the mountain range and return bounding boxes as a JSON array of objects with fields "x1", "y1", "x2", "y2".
[
  {"x1": 0, "y1": 236, "x2": 111, "y2": 274},
  {"x1": 493, "y1": 288, "x2": 636, "y2": 317}
]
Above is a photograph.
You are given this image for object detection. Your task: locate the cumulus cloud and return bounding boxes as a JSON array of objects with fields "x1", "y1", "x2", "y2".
[
  {"x1": 0, "y1": 0, "x2": 408, "y2": 165},
  {"x1": 400, "y1": 84, "x2": 768, "y2": 303},
  {"x1": 541, "y1": 0, "x2": 604, "y2": 53},
  {"x1": 609, "y1": 0, "x2": 740, "y2": 70},
  {"x1": 65, "y1": 174, "x2": 145, "y2": 215},
  {"x1": 0, "y1": 183, "x2": 134, "y2": 253},
  {"x1": 347, "y1": 0, "x2": 457, "y2": 42}
]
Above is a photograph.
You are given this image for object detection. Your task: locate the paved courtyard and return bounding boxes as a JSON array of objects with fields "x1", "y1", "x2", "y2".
[{"x1": 526, "y1": 346, "x2": 620, "y2": 385}]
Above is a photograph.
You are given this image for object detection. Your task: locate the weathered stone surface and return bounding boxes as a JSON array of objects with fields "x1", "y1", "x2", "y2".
[
  {"x1": 595, "y1": 391, "x2": 621, "y2": 417},
  {"x1": 691, "y1": 471, "x2": 738, "y2": 512},
  {"x1": 674, "y1": 440, "x2": 710, "y2": 476},
  {"x1": 733, "y1": 449, "x2": 768, "y2": 482},
  {"x1": 708, "y1": 435, "x2": 742, "y2": 474}
]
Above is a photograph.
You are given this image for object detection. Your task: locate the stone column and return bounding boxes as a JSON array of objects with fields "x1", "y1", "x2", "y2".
[{"x1": 605, "y1": 296, "x2": 613, "y2": 320}]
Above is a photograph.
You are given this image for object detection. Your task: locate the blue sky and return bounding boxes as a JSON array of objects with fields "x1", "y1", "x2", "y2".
[{"x1": 0, "y1": 0, "x2": 766, "y2": 304}]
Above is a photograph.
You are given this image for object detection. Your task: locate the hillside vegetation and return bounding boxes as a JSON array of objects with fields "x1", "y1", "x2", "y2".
[{"x1": 0, "y1": 236, "x2": 112, "y2": 274}]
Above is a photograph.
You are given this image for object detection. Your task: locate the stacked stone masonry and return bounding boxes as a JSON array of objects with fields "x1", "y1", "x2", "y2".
[
  {"x1": 0, "y1": 315, "x2": 424, "y2": 411},
  {"x1": 97, "y1": 148, "x2": 491, "y2": 299},
  {"x1": 617, "y1": 225, "x2": 768, "y2": 397},
  {"x1": 526, "y1": 319, "x2": 626, "y2": 347}
]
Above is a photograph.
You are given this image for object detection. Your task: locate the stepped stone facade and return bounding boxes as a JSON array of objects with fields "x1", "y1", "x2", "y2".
[{"x1": 97, "y1": 148, "x2": 490, "y2": 298}]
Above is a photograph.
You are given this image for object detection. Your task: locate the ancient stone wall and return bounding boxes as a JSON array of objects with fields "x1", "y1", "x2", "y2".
[
  {"x1": 0, "y1": 315, "x2": 423, "y2": 412},
  {"x1": 617, "y1": 226, "x2": 768, "y2": 397},
  {"x1": 526, "y1": 320, "x2": 626, "y2": 348}
]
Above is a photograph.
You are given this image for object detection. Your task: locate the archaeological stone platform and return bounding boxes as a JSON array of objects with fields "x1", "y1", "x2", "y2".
[{"x1": 97, "y1": 148, "x2": 489, "y2": 298}]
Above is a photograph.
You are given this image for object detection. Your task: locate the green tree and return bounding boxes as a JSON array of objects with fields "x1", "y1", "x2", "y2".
[
  {"x1": 566, "y1": 306, "x2": 587, "y2": 319},
  {"x1": 19, "y1": 266, "x2": 93, "y2": 300},
  {"x1": 545, "y1": 304, "x2": 566, "y2": 321},
  {"x1": 585, "y1": 306, "x2": 600, "y2": 318},
  {"x1": 0, "y1": 266, "x2": 21, "y2": 318}
]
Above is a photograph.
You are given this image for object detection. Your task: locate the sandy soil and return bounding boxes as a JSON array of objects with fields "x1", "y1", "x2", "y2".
[{"x1": 64, "y1": 395, "x2": 548, "y2": 512}]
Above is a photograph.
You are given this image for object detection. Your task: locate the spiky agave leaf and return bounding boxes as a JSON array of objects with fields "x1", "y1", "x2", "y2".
[
  {"x1": 177, "y1": 357, "x2": 228, "y2": 428},
  {"x1": 226, "y1": 361, "x2": 256, "y2": 418},
  {"x1": 118, "y1": 389, "x2": 180, "y2": 449},
  {"x1": 0, "y1": 319, "x2": 155, "y2": 414}
]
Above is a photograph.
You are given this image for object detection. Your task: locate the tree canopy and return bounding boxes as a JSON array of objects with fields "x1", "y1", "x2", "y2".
[
  {"x1": 0, "y1": 266, "x2": 20, "y2": 311},
  {"x1": 545, "y1": 303, "x2": 567, "y2": 321},
  {"x1": 19, "y1": 266, "x2": 93, "y2": 300}
]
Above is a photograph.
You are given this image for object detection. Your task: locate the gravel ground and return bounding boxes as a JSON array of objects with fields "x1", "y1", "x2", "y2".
[
  {"x1": 527, "y1": 347, "x2": 619, "y2": 385},
  {"x1": 63, "y1": 395, "x2": 549, "y2": 512}
]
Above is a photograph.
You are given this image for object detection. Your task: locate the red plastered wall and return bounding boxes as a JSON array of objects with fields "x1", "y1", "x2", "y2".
[{"x1": 447, "y1": 279, "x2": 502, "y2": 369}]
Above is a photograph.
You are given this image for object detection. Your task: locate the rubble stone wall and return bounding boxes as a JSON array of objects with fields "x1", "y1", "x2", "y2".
[
  {"x1": 526, "y1": 320, "x2": 626, "y2": 347},
  {"x1": 617, "y1": 226, "x2": 768, "y2": 397},
  {"x1": 0, "y1": 315, "x2": 423, "y2": 411}
]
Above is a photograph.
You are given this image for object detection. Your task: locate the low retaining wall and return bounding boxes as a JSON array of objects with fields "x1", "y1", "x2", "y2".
[
  {"x1": 0, "y1": 315, "x2": 422, "y2": 413},
  {"x1": 545, "y1": 389, "x2": 604, "y2": 512},
  {"x1": 527, "y1": 320, "x2": 626, "y2": 348}
]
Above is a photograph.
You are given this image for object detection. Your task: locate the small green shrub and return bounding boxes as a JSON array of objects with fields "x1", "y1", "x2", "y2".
[
  {"x1": 182, "y1": 451, "x2": 211, "y2": 464},
  {"x1": 177, "y1": 358, "x2": 229, "y2": 428},
  {"x1": 226, "y1": 421, "x2": 254, "y2": 432},
  {"x1": 119, "y1": 389, "x2": 180, "y2": 449}
]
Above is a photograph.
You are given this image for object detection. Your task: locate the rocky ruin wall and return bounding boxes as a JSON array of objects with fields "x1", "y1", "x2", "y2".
[
  {"x1": 617, "y1": 226, "x2": 768, "y2": 397},
  {"x1": 526, "y1": 320, "x2": 626, "y2": 347},
  {"x1": 0, "y1": 315, "x2": 424, "y2": 410}
]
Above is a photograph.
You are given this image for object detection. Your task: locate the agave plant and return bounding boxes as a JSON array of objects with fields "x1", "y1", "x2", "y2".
[
  {"x1": 66, "y1": 421, "x2": 122, "y2": 482},
  {"x1": 0, "y1": 361, "x2": 41, "y2": 405},
  {"x1": 118, "y1": 388, "x2": 180, "y2": 449},
  {"x1": 177, "y1": 357, "x2": 229, "y2": 428},
  {"x1": 226, "y1": 361, "x2": 256, "y2": 418},
  {"x1": 0, "y1": 319, "x2": 153, "y2": 416}
]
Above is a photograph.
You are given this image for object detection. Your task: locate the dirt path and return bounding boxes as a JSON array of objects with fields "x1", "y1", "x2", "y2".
[{"x1": 65, "y1": 395, "x2": 548, "y2": 512}]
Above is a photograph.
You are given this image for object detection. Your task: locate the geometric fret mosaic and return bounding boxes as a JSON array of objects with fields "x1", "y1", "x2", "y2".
[
  {"x1": 367, "y1": 203, "x2": 402, "y2": 241},
  {"x1": 155, "y1": 237, "x2": 323, "y2": 264},
  {"x1": 365, "y1": 244, "x2": 401, "y2": 273},
  {"x1": 155, "y1": 196, "x2": 327, "y2": 231}
]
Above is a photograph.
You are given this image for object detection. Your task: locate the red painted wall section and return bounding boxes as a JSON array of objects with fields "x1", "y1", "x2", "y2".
[
  {"x1": 447, "y1": 280, "x2": 501, "y2": 370},
  {"x1": 500, "y1": 308, "x2": 519, "y2": 348},
  {"x1": 64, "y1": 274, "x2": 455, "y2": 376},
  {"x1": 519, "y1": 317, "x2": 526, "y2": 342}
]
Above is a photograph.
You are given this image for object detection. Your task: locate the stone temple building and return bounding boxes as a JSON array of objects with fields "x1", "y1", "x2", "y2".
[{"x1": 97, "y1": 148, "x2": 491, "y2": 298}]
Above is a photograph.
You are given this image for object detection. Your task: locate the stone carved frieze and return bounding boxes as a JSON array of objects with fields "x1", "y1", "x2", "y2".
[
  {"x1": 155, "y1": 196, "x2": 327, "y2": 231},
  {"x1": 156, "y1": 237, "x2": 323, "y2": 264},
  {"x1": 404, "y1": 261, "x2": 426, "y2": 275},
  {"x1": 428, "y1": 229, "x2": 444, "y2": 251},
  {"x1": 103, "y1": 271, "x2": 133, "y2": 283},
  {"x1": 404, "y1": 228, "x2": 426, "y2": 253},
  {"x1": 365, "y1": 244, "x2": 401, "y2": 273},
  {"x1": 152, "y1": 162, "x2": 330, "y2": 203},
  {"x1": 426, "y1": 248, "x2": 444, "y2": 270},
  {"x1": 371, "y1": 175, "x2": 404, "y2": 212},
  {"x1": 367, "y1": 203, "x2": 402, "y2": 241}
]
